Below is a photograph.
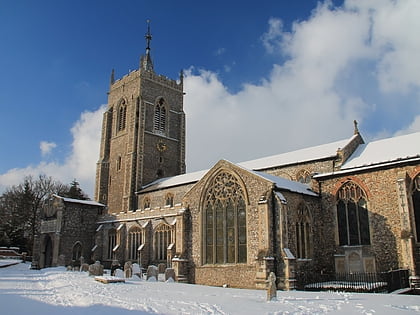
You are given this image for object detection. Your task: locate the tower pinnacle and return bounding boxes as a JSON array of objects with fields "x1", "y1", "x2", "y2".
[{"x1": 141, "y1": 19, "x2": 154, "y2": 72}]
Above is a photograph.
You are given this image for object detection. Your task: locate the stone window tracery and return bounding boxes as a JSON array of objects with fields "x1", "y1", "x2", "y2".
[
  {"x1": 296, "y1": 169, "x2": 311, "y2": 184},
  {"x1": 107, "y1": 229, "x2": 116, "y2": 259},
  {"x1": 295, "y1": 204, "x2": 311, "y2": 259},
  {"x1": 117, "y1": 100, "x2": 127, "y2": 132},
  {"x1": 154, "y1": 98, "x2": 167, "y2": 135},
  {"x1": 203, "y1": 171, "x2": 247, "y2": 265},
  {"x1": 154, "y1": 224, "x2": 174, "y2": 261},
  {"x1": 336, "y1": 181, "x2": 370, "y2": 246},
  {"x1": 412, "y1": 174, "x2": 420, "y2": 242},
  {"x1": 128, "y1": 227, "x2": 143, "y2": 260}
]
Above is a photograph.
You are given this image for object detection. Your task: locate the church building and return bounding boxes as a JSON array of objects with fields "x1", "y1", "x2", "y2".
[{"x1": 33, "y1": 27, "x2": 420, "y2": 290}]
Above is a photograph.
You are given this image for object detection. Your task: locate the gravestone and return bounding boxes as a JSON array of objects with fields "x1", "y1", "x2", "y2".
[
  {"x1": 124, "y1": 261, "x2": 133, "y2": 278},
  {"x1": 111, "y1": 259, "x2": 121, "y2": 276},
  {"x1": 165, "y1": 268, "x2": 176, "y2": 282},
  {"x1": 146, "y1": 265, "x2": 158, "y2": 281},
  {"x1": 114, "y1": 268, "x2": 124, "y2": 278},
  {"x1": 158, "y1": 263, "x2": 166, "y2": 274},
  {"x1": 266, "y1": 272, "x2": 277, "y2": 301},
  {"x1": 88, "y1": 261, "x2": 104, "y2": 276},
  {"x1": 132, "y1": 263, "x2": 141, "y2": 277},
  {"x1": 80, "y1": 263, "x2": 89, "y2": 272}
]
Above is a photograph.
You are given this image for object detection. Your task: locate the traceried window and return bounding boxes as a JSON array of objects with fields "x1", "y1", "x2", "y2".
[
  {"x1": 203, "y1": 171, "x2": 247, "y2": 264},
  {"x1": 154, "y1": 224, "x2": 173, "y2": 261},
  {"x1": 117, "y1": 100, "x2": 127, "y2": 131},
  {"x1": 295, "y1": 204, "x2": 311, "y2": 259},
  {"x1": 128, "y1": 227, "x2": 143, "y2": 260},
  {"x1": 336, "y1": 182, "x2": 370, "y2": 246},
  {"x1": 296, "y1": 169, "x2": 311, "y2": 184},
  {"x1": 412, "y1": 175, "x2": 420, "y2": 242},
  {"x1": 154, "y1": 98, "x2": 167, "y2": 135},
  {"x1": 107, "y1": 229, "x2": 116, "y2": 259}
]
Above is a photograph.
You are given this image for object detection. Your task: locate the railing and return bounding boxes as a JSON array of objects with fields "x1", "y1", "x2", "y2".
[{"x1": 297, "y1": 269, "x2": 409, "y2": 293}]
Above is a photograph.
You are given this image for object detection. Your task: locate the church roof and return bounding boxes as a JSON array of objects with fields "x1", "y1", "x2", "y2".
[
  {"x1": 253, "y1": 171, "x2": 318, "y2": 196},
  {"x1": 54, "y1": 195, "x2": 105, "y2": 207},
  {"x1": 238, "y1": 136, "x2": 356, "y2": 170},
  {"x1": 341, "y1": 131, "x2": 420, "y2": 170}
]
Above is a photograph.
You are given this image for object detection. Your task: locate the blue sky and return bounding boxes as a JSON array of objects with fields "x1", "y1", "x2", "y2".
[{"x1": 1, "y1": 0, "x2": 419, "y2": 197}]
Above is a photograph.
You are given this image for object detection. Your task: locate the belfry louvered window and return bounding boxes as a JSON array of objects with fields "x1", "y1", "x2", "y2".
[
  {"x1": 117, "y1": 100, "x2": 127, "y2": 131},
  {"x1": 203, "y1": 171, "x2": 247, "y2": 264},
  {"x1": 336, "y1": 182, "x2": 370, "y2": 246},
  {"x1": 154, "y1": 98, "x2": 166, "y2": 135}
]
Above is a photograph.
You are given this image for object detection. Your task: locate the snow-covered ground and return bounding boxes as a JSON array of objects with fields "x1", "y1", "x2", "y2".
[{"x1": 0, "y1": 262, "x2": 419, "y2": 314}]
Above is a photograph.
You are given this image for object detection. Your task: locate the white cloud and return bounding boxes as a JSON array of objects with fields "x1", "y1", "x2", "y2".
[
  {"x1": 0, "y1": 106, "x2": 105, "y2": 197},
  {"x1": 40, "y1": 141, "x2": 57, "y2": 156},
  {"x1": 184, "y1": 0, "x2": 420, "y2": 172}
]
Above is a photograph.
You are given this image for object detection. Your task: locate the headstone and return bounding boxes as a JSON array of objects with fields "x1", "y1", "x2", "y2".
[
  {"x1": 57, "y1": 254, "x2": 65, "y2": 266},
  {"x1": 158, "y1": 263, "x2": 166, "y2": 274},
  {"x1": 132, "y1": 263, "x2": 141, "y2": 276},
  {"x1": 124, "y1": 261, "x2": 133, "y2": 278},
  {"x1": 111, "y1": 260, "x2": 121, "y2": 276},
  {"x1": 114, "y1": 268, "x2": 124, "y2": 278},
  {"x1": 146, "y1": 265, "x2": 158, "y2": 280},
  {"x1": 79, "y1": 256, "x2": 85, "y2": 266},
  {"x1": 266, "y1": 272, "x2": 277, "y2": 301},
  {"x1": 80, "y1": 263, "x2": 89, "y2": 272},
  {"x1": 165, "y1": 268, "x2": 176, "y2": 282},
  {"x1": 88, "y1": 261, "x2": 104, "y2": 276}
]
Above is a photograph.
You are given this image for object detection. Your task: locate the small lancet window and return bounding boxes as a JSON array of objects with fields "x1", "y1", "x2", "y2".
[{"x1": 165, "y1": 193, "x2": 174, "y2": 207}]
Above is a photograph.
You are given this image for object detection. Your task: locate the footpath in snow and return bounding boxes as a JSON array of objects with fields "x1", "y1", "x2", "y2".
[{"x1": 0, "y1": 262, "x2": 419, "y2": 315}]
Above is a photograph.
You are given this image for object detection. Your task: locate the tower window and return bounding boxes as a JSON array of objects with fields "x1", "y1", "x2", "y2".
[
  {"x1": 154, "y1": 98, "x2": 167, "y2": 135},
  {"x1": 117, "y1": 100, "x2": 127, "y2": 132},
  {"x1": 336, "y1": 181, "x2": 370, "y2": 246}
]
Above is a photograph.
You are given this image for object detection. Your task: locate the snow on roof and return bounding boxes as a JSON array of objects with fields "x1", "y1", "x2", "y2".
[
  {"x1": 139, "y1": 136, "x2": 356, "y2": 193},
  {"x1": 54, "y1": 195, "x2": 105, "y2": 207},
  {"x1": 341, "y1": 132, "x2": 420, "y2": 170},
  {"x1": 140, "y1": 169, "x2": 208, "y2": 193},
  {"x1": 239, "y1": 136, "x2": 355, "y2": 170},
  {"x1": 254, "y1": 171, "x2": 318, "y2": 196}
]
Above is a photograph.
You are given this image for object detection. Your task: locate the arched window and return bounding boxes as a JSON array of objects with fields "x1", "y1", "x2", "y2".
[
  {"x1": 296, "y1": 169, "x2": 311, "y2": 184},
  {"x1": 154, "y1": 224, "x2": 173, "y2": 261},
  {"x1": 107, "y1": 229, "x2": 116, "y2": 259},
  {"x1": 154, "y1": 98, "x2": 166, "y2": 135},
  {"x1": 165, "y1": 193, "x2": 174, "y2": 207},
  {"x1": 117, "y1": 100, "x2": 127, "y2": 131},
  {"x1": 128, "y1": 227, "x2": 143, "y2": 260},
  {"x1": 336, "y1": 182, "x2": 370, "y2": 246},
  {"x1": 203, "y1": 171, "x2": 247, "y2": 264},
  {"x1": 72, "y1": 242, "x2": 82, "y2": 261},
  {"x1": 143, "y1": 197, "x2": 151, "y2": 209},
  {"x1": 295, "y1": 204, "x2": 311, "y2": 259},
  {"x1": 412, "y1": 175, "x2": 420, "y2": 242}
]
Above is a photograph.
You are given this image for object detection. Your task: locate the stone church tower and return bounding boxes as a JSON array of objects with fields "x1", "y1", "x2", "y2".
[{"x1": 95, "y1": 23, "x2": 185, "y2": 214}]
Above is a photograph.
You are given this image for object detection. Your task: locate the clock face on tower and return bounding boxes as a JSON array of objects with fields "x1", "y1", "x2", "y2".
[{"x1": 156, "y1": 140, "x2": 167, "y2": 152}]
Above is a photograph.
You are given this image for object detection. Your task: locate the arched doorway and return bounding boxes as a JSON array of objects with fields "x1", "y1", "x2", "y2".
[{"x1": 44, "y1": 235, "x2": 53, "y2": 268}]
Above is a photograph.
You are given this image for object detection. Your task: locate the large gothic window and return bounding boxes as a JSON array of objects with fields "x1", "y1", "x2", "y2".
[
  {"x1": 203, "y1": 171, "x2": 247, "y2": 264},
  {"x1": 413, "y1": 175, "x2": 420, "y2": 242},
  {"x1": 154, "y1": 224, "x2": 173, "y2": 261},
  {"x1": 295, "y1": 204, "x2": 311, "y2": 259},
  {"x1": 117, "y1": 100, "x2": 127, "y2": 131},
  {"x1": 107, "y1": 229, "x2": 116, "y2": 259},
  {"x1": 128, "y1": 227, "x2": 143, "y2": 260},
  {"x1": 154, "y1": 98, "x2": 166, "y2": 135},
  {"x1": 336, "y1": 182, "x2": 370, "y2": 246}
]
